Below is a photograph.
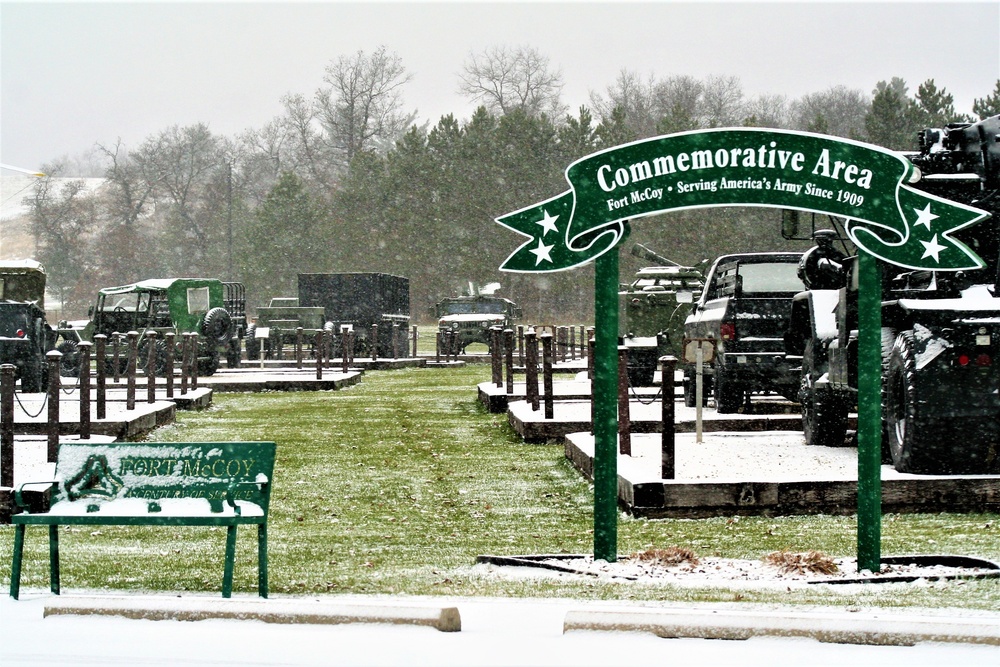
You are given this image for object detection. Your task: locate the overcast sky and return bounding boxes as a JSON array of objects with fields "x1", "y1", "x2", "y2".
[{"x1": 1, "y1": 1, "x2": 998, "y2": 172}]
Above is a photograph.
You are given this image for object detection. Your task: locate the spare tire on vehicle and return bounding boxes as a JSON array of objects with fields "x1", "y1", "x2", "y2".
[{"x1": 201, "y1": 307, "x2": 232, "y2": 343}]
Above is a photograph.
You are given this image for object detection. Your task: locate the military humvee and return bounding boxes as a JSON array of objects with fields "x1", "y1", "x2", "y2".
[
  {"x1": 58, "y1": 278, "x2": 242, "y2": 376},
  {"x1": 434, "y1": 283, "x2": 521, "y2": 354},
  {"x1": 619, "y1": 245, "x2": 706, "y2": 386},
  {"x1": 0, "y1": 260, "x2": 53, "y2": 391}
]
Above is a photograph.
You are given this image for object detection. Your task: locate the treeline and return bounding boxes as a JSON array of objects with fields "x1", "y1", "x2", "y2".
[{"x1": 25, "y1": 45, "x2": 1000, "y2": 322}]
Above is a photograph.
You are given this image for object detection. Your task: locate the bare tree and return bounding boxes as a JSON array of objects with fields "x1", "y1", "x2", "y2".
[
  {"x1": 458, "y1": 45, "x2": 565, "y2": 118},
  {"x1": 315, "y1": 46, "x2": 415, "y2": 164},
  {"x1": 699, "y1": 75, "x2": 745, "y2": 127},
  {"x1": 790, "y1": 85, "x2": 870, "y2": 139}
]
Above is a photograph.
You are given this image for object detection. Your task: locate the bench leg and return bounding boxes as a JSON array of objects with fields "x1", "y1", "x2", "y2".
[
  {"x1": 49, "y1": 525, "x2": 60, "y2": 595},
  {"x1": 258, "y1": 523, "x2": 268, "y2": 598},
  {"x1": 222, "y1": 525, "x2": 237, "y2": 598},
  {"x1": 10, "y1": 524, "x2": 26, "y2": 600}
]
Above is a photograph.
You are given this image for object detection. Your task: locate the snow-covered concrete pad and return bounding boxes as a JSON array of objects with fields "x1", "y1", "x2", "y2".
[
  {"x1": 42, "y1": 595, "x2": 462, "y2": 632},
  {"x1": 563, "y1": 607, "x2": 1000, "y2": 646}
]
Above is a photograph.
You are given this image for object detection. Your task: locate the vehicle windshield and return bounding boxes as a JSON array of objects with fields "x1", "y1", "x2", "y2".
[{"x1": 443, "y1": 301, "x2": 507, "y2": 315}]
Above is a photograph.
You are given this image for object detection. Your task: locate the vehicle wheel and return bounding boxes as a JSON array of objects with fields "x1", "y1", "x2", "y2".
[
  {"x1": 683, "y1": 371, "x2": 709, "y2": 408},
  {"x1": 226, "y1": 337, "x2": 241, "y2": 368},
  {"x1": 800, "y1": 374, "x2": 849, "y2": 447},
  {"x1": 886, "y1": 331, "x2": 942, "y2": 474},
  {"x1": 137, "y1": 338, "x2": 169, "y2": 376},
  {"x1": 20, "y1": 359, "x2": 44, "y2": 393},
  {"x1": 198, "y1": 351, "x2": 220, "y2": 376},
  {"x1": 714, "y1": 369, "x2": 743, "y2": 414},
  {"x1": 201, "y1": 307, "x2": 233, "y2": 343},
  {"x1": 56, "y1": 340, "x2": 81, "y2": 377},
  {"x1": 245, "y1": 324, "x2": 260, "y2": 360}
]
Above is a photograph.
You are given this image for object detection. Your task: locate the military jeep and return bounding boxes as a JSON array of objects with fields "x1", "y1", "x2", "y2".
[
  {"x1": 434, "y1": 283, "x2": 521, "y2": 354},
  {"x1": 0, "y1": 260, "x2": 54, "y2": 392},
  {"x1": 58, "y1": 278, "x2": 241, "y2": 376}
]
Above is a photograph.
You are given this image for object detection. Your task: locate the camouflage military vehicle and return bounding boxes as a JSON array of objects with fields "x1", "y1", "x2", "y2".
[
  {"x1": 619, "y1": 245, "x2": 706, "y2": 386},
  {"x1": 244, "y1": 297, "x2": 325, "y2": 360},
  {"x1": 58, "y1": 278, "x2": 242, "y2": 376},
  {"x1": 0, "y1": 260, "x2": 54, "y2": 391},
  {"x1": 434, "y1": 283, "x2": 521, "y2": 354}
]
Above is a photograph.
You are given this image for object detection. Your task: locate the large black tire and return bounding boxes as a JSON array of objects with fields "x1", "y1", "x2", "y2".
[
  {"x1": 799, "y1": 339, "x2": 849, "y2": 447},
  {"x1": 137, "y1": 338, "x2": 169, "y2": 376},
  {"x1": 800, "y1": 375, "x2": 849, "y2": 447},
  {"x1": 197, "y1": 351, "x2": 220, "y2": 376},
  {"x1": 202, "y1": 307, "x2": 232, "y2": 343},
  {"x1": 245, "y1": 324, "x2": 260, "y2": 361},
  {"x1": 714, "y1": 368, "x2": 744, "y2": 414},
  {"x1": 885, "y1": 331, "x2": 942, "y2": 474},
  {"x1": 20, "y1": 359, "x2": 44, "y2": 393},
  {"x1": 226, "y1": 336, "x2": 241, "y2": 368},
  {"x1": 56, "y1": 340, "x2": 81, "y2": 377}
]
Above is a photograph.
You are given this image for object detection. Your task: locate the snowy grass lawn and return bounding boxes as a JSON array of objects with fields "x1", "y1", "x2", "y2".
[{"x1": 2, "y1": 365, "x2": 998, "y2": 610}]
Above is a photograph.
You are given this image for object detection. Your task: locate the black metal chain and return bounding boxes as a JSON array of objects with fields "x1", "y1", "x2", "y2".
[{"x1": 13, "y1": 390, "x2": 47, "y2": 419}]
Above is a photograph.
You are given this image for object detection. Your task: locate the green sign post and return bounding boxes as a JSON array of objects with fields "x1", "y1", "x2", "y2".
[{"x1": 497, "y1": 128, "x2": 988, "y2": 568}]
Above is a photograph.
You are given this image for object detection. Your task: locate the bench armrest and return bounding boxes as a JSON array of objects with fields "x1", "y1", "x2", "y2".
[
  {"x1": 225, "y1": 477, "x2": 270, "y2": 516},
  {"x1": 14, "y1": 480, "x2": 59, "y2": 510}
]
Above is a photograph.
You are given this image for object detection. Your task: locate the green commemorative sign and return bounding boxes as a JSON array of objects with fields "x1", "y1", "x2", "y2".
[
  {"x1": 497, "y1": 128, "x2": 987, "y2": 273},
  {"x1": 496, "y1": 127, "x2": 989, "y2": 570}
]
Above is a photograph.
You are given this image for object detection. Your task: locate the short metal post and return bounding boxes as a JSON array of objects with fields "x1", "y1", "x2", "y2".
[
  {"x1": 296, "y1": 327, "x2": 304, "y2": 369},
  {"x1": 126, "y1": 331, "x2": 138, "y2": 411},
  {"x1": 189, "y1": 333, "x2": 199, "y2": 390},
  {"x1": 78, "y1": 342, "x2": 92, "y2": 439},
  {"x1": 660, "y1": 356, "x2": 677, "y2": 479},
  {"x1": 411, "y1": 325, "x2": 418, "y2": 358},
  {"x1": 1, "y1": 364, "x2": 15, "y2": 488},
  {"x1": 525, "y1": 329, "x2": 539, "y2": 411},
  {"x1": 541, "y1": 333, "x2": 554, "y2": 420},
  {"x1": 112, "y1": 332, "x2": 123, "y2": 383},
  {"x1": 517, "y1": 325, "x2": 525, "y2": 366},
  {"x1": 275, "y1": 327, "x2": 283, "y2": 362},
  {"x1": 579, "y1": 325, "x2": 586, "y2": 359},
  {"x1": 95, "y1": 335, "x2": 107, "y2": 419},
  {"x1": 392, "y1": 323, "x2": 399, "y2": 359},
  {"x1": 504, "y1": 328, "x2": 514, "y2": 395},
  {"x1": 164, "y1": 332, "x2": 175, "y2": 398},
  {"x1": 435, "y1": 331, "x2": 442, "y2": 364},
  {"x1": 570, "y1": 326, "x2": 576, "y2": 360},
  {"x1": 46, "y1": 351, "x2": 61, "y2": 462},
  {"x1": 145, "y1": 331, "x2": 157, "y2": 404},
  {"x1": 587, "y1": 334, "x2": 595, "y2": 380},
  {"x1": 371, "y1": 324, "x2": 378, "y2": 362},
  {"x1": 341, "y1": 327, "x2": 350, "y2": 374},
  {"x1": 491, "y1": 327, "x2": 502, "y2": 388},
  {"x1": 315, "y1": 330, "x2": 323, "y2": 379},
  {"x1": 618, "y1": 346, "x2": 631, "y2": 456},
  {"x1": 180, "y1": 333, "x2": 190, "y2": 395}
]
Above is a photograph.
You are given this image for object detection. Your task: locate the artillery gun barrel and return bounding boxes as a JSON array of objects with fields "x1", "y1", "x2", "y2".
[{"x1": 631, "y1": 244, "x2": 679, "y2": 267}]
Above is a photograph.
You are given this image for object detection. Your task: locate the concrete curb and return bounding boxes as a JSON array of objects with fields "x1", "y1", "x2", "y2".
[
  {"x1": 43, "y1": 596, "x2": 461, "y2": 632},
  {"x1": 563, "y1": 607, "x2": 1000, "y2": 646}
]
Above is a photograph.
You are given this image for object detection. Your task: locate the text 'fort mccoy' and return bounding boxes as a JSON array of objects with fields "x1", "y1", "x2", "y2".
[{"x1": 596, "y1": 140, "x2": 873, "y2": 212}]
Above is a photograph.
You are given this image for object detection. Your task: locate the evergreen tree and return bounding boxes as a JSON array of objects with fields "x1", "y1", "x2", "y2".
[{"x1": 973, "y1": 80, "x2": 1000, "y2": 119}]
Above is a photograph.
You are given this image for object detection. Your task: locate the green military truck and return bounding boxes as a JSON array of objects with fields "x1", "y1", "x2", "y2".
[
  {"x1": 0, "y1": 260, "x2": 54, "y2": 392},
  {"x1": 619, "y1": 245, "x2": 706, "y2": 386},
  {"x1": 57, "y1": 278, "x2": 244, "y2": 376},
  {"x1": 434, "y1": 283, "x2": 521, "y2": 354}
]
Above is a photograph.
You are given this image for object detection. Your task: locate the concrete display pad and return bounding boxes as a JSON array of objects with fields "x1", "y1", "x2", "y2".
[{"x1": 565, "y1": 431, "x2": 1000, "y2": 518}]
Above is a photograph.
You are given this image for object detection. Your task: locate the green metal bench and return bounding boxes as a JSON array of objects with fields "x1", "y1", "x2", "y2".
[{"x1": 9, "y1": 440, "x2": 276, "y2": 599}]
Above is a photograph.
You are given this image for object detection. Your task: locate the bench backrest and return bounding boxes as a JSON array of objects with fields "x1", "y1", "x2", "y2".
[{"x1": 52, "y1": 441, "x2": 276, "y2": 513}]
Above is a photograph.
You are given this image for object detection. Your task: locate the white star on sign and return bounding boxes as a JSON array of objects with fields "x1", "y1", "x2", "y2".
[
  {"x1": 920, "y1": 234, "x2": 946, "y2": 263},
  {"x1": 912, "y1": 203, "x2": 938, "y2": 230},
  {"x1": 535, "y1": 210, "x2": 559, "y2": 236},
  {"x1": 529, "y1": 239, "x2": 554, "y2": 265}
]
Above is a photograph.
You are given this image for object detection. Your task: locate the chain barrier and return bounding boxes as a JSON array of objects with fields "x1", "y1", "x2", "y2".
[{"x1": 13, "y1": 389, "x2": 48, "y2": 419}]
